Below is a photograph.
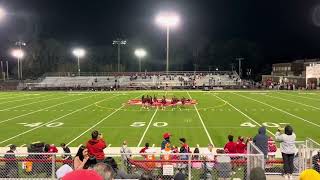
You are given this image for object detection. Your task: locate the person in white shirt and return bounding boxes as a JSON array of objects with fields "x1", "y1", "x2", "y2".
[{"x1": 275, "y1": 125, "x2": 296, "y2": 180}]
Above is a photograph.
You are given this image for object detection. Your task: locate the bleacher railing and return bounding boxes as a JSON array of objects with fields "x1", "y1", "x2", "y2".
[
  {"x1": 0, "y1": 151, "x2": 264, "y2": 180},
  {"x1": 44, "y1": 71, "x2": 238, "y2": 77}
]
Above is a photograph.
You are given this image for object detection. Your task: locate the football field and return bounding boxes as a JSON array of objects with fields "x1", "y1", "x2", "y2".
[{"x1": 0, "y1": 90, "x2": 319, "y2": 148}]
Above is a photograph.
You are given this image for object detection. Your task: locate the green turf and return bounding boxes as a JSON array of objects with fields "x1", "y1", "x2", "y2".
[{"x1": 0, "y1": 90, "x2": 319, "y2": 148}]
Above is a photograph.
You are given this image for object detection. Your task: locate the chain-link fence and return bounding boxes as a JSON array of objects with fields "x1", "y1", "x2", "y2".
[
  {"x1": 0, "y1": 150, "x2": 265, "y2": 179},
  {"x1": 264, "y1": 140, "x2": 318, "y2": 176}
]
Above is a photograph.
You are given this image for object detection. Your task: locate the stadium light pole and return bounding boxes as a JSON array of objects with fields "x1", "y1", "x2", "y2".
[
  {"x1": 134, "y1": 48, "x2": 147, "y2": 72},
  {"x1": 155, "y1": 12, "x2": 180, "y2": 74},
  {"x1": 15, "y1": 41, "x2": 26, "y2": 80},
  {"x1": 11, "y1": 49, "x2": 24, "y2": 80},
  {"x1": 72, "y1": 48, "x2": 85, "y2": 76},
  {"x1": 113, "y1": 39, "x2": 127, "y2": 72},
  {"x1": 236, "y1": 57, "x2": 244, "y2": 78}
]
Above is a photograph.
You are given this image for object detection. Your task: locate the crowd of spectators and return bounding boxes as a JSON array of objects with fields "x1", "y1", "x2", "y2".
[{"x1": 2, "y1": 125, "x2": 320, "y2": 180}]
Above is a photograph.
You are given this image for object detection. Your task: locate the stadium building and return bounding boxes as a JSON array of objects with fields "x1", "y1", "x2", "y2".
[{"x1": 262, "y1": 59, "x2": 320, "y2": 89}]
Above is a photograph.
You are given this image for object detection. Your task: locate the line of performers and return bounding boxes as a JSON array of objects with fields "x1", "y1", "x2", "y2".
[{"x1": 141, "y1": 95, "x2": 191, "y2": 109}]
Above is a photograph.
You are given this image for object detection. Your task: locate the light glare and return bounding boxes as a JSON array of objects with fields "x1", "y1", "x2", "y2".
[
  {"x1": 0, "y1": 7, "x2": 6, "y2": 20},
  {"x1": 135, "y1": 49, "x2": 147, "y2": 58},
  {"x1": 72, "y1": 48, "x2": 85, "y2": 58},
  {"x1": 156, "y1": 12, "x2": 180, "y2": 27},
  {"x1": 11, "y1": 49, "x2": 24, "y2": 59}
]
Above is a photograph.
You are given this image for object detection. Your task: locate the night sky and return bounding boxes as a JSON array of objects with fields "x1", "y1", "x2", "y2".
[{"x1": 1, "y1": 0, "x2": 320, "y2": 65}]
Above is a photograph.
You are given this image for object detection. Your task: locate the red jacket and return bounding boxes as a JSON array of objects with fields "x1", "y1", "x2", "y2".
[
  {"x1": 86, "y1": 139, "x2": 107, "y2": 160},
  {"x1": 236, "y1": 141, "x2": 246, "y2": 154},
  {"x1": 224, "y1": 142, "x2": 237, "y2": 154}
]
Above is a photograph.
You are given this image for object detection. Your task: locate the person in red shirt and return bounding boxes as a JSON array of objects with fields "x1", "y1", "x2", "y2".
[
  {"x1": 179, "y1": 138, "x2": 191, "y2": 153},
  {"x1": 86, "y1": 130, "x2": 107, "y2": 162},
  {"x1": 224, "y1": 135, "x2": 237, "y2": 154},
  {"x1": 139, "y1": 143, "x2": 149, "y2": 158},
  {"x1": 236, "y1": 136, "x2": 248, "y2": 154}
]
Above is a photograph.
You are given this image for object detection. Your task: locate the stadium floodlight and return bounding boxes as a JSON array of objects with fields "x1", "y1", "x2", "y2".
[
  {"x1": 134, "y1": 48, "x2": 147, "y2": 72},
  {"x1": 11, "y1": 49, "x2": 24, "y2": 80},
  {"x1": 0, "y1": 7, "x2": 6, "y2": 21},
  {"x1": 113, "y1": 39, "x2": 127, "y2": 72},
  {"x1": 14, "y1": 41, "x2": 26, "y2": 80},
  {"x1": 72, "y1": 48, "x2": 86, "y2": 76},
  {"x1": 155, "y1": 12, "x2": 180, "y2": 74}
]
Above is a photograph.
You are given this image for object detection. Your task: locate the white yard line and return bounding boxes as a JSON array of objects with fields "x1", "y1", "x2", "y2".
[
  {"x1": 187, "y1": 92, "x2": 214, "y2": 146},
  {"x1": 211, "y1": 93, "x2": 275, "y2": 136},
  {"x1": 66, "y1": 105, "x2": 125, "y2": 146},
  {"x1": 0, "y1": 95, "x2": 66, "y2": 111},
  {"x1": 66, "y1": 94, "x2": 142, "y2": 146},
  {"x1": 276, "y1": 92, "x2": 320, "y2": 102},
  {"x1": 0, "y1": 95, "x2": 119, "y2": 145},
  {"x1": 0, "y1": 94, "x2": 35, "y2": 100},
  {"x1": 137, "y1": 108, "x2": 159, "y2": 147},
  {"x1": 0, "y1": 95, "x2": 93, "y2": 124},
  {"x1": 0, "y1": 94, "x2": 55, "y2": 105},
  {"x1": 264, "y1": 94, "x2": 320, "y2": 111},
  {"x1": 234, "y1": 92, "x2": 320, "y2": 128}
]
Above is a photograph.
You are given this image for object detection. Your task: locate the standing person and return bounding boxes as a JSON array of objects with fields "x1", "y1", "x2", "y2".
[
  {"x1": 224, "y1": 135, "x2": 237, "y2": 154},
  {"x1": 161, "y1": 132, "x2": 171, "y2": 150},
  {"x1": 236, "y1": 136, "x2": 248, "y2": 154},
  {"x1": 61, "y1": 143, "x2": 72, "y2": 165},
  {"x1": 120, "y1": 140, "x2": 132, "y2": 173},
  {"x1": 139, "y1": 143, "x2": 149, "y2": 158},
  {"x1": 253, "y1": 126, "x2": 268, "y2": 158},
  {"x1": 3, "y1": 145, "x2": 18, "y2": 178},
  {"x1": 179, "y1": 138, "x2": 191, "y2": 153},
  {"x1": 275, "y1": 125, "x2": 296, "y2": 180},
  {"x1": 74, "y1": 146, "x2": 90, "y2": 170},
  {"x1": 86, "y1": 130, "x2": 107, "y2": 162}
]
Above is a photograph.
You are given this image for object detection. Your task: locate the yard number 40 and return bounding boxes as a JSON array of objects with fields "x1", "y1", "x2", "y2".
[{"x1": 240, "y1": 122, "x2": 282, "y2": 128}]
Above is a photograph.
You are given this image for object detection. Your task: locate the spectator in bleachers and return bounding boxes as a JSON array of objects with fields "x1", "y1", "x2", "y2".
[
  {"x1": 56, "y1": 164, "x2": 73, "y2": 179},
  {"x1": 253, "y1": 126, "x2": 268, "y2": 158},
  {"x1": 161, "y1": 132, "x2": 171, "y2": 150},
  {"x1": 86, "y1": 130, "x2": 107, "y2": 162},
  {"x1": 267, "y1": 137, "x2": 277, "y2": 161},
  {"x1": 2, "y1": 145, "x2": 18, "y2": 178},
  {"x1": 179, "y1": 138, "x2": 191, "y2": 153},
  {"x1": 224, "y1": 135, "x2": 237, "y2": 154},
  {"x1": 192, "y1": 148, "x2": 202, "y2": 169},
  {"x1": 236, "y1": 136, "x2": 247, "y2": 154},
  {"x1": 139, "y1": 143, "x2": 149, "y2": 154},
  {"x1": 74, "y1": 146, "x2": 90, "y2": 170},
  {"x1": 61, "y1": 143, "x2": 72, "y2": 165},
  {"x1": 120, "y1": 140, "x2": 132, "y2": 173},
  {"x1": 92, "y1": 163, "x2": 114, "y2": 180},
  {"x1": 104, "y1": 157, "x2": 140, "y2": 179},
  {"x1": 249, "y1": 167, "x2": 266, "y2": 180},
  {"x1": 275, "y1": 125, "x2": 296, "y2": 180},
  {"x1": 62, "y1": 169, "x2": 103, "y2": 180},
  {"x1": 204, "y1": 144, "x2": 215, "y2": 171},
  {"x1": 312, "y1": 151, "x2": 320, "y2": 173},
  {"x1": 215, "y1": 149, "x2": 232, "y2": 179}
]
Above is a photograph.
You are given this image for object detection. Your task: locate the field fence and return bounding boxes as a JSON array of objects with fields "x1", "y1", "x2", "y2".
[
  {"x1": 0, "y1": 140, "x2": 317, "y2": 179},
  {"x1": 0, "y1": 151, "x2": 264, "y2": 180}
]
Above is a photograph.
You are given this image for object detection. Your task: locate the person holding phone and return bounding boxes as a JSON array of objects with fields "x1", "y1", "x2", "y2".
[{"x1": 86, "y1": 130, "x2": 107, "y2": 162}]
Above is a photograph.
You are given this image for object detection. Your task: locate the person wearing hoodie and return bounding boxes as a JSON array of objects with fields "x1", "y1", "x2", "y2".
[
  {"x1": 275, "y1": 125, "x2": 296, "y2": 180},
  {"x1": 161, "y1": 132, "x2": 171, "y2": 150},
  {"x1": 86, "y1": 130, "x2": 107, "y2": 162},
  {"x1": 253, "y1": 126, "x2": 268, "y2": 158}
]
